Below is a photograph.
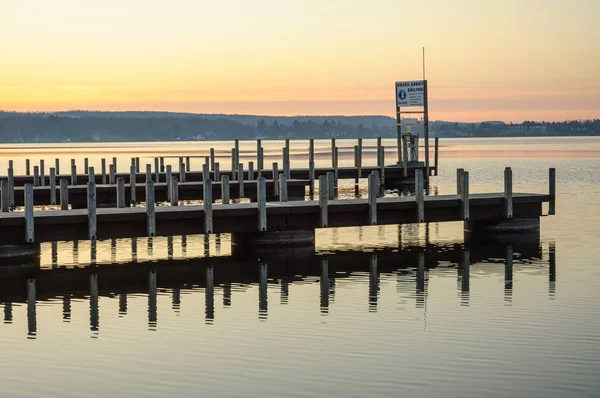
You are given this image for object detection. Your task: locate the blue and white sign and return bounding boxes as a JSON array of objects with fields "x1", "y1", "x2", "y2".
[{"x1": 396, "y1": 80, "x2": 425, "y2": 107}]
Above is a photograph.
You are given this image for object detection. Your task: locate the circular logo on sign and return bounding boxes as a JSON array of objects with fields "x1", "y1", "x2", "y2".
[{"x1": 398, "y1": 89, "x2": 407, "y2": 100}]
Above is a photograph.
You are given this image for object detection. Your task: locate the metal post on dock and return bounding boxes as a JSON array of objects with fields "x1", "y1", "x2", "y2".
[
  {"x1": 238, "y1": 163, "x2": 245, "y2": 198},
  {"x1": 112, "y1": 157, "x2": 117, "y2": 173},
  {"x1": 549, "y1": 168, "x2": 556, "y2": 215},
  {"x1": 101, "y1": 159, "x2": 107, "y2": 184},
  {"x1": 309, "y1": 160, "x2": 315, "y2": 197},
  {"x1": 461, "y1": 171, "x2": 470, "y2": 220},
  {"x1": 368, "y1": 172, "x2": 378, "y2": 225},
  {"x1": 203, "y1": 162, "x2": 210, "y2": 184},
  {"x1": 135, "y1": 157, "x2": 140, "y2": 173},
  {"x1": 214, "y1": 163, "x2": 220, "y2": 181},
  {"x1": 319, "y1": 175, "x2": 328, "y2": 227},
  {"x1": 130, "y1": 165, "x2": 137, "y2": 204},
  {"x1": 8, "y1": 166, "x2": 14, "y2": 208},
  {"x1": 272, "y1": 162, "x2": 279, "y2": 197},
  {"x1": 504, "y1": 167, "x2": 513, "y2": 218},
  {"x1": 109, "y1": 164, "x2": 116, "y2": 185},
  {"x1": 279, "y1": 173, "x2": 288, "y2": 202},
  {"x1": 333, "y1": 147, "x2": 339, "y2": 188},
  {"x1": 248, "y1": 161, "x2": 254, "y2": 181},
  {"x1": 84, "y1": 158, "x2": 89, "y2": 174},
  {"x1": 457, "y1": 168, "x2": 464, "y2": 195},
  {"x1": 49, "y1": 168, "x2": 56, "y2": 205},
  {"x1": 221, "y1": 175, "x2": 230, "y2": 204},
  {"x1": 204, "y1": 179, "x2": 213, "y2": 234},
  {"x1": 327, "y1": 171, "x2": 335, "y2": 200},
  {"x1": 185, "y1": 156, "x2": 190, "y2": 172},
  {"x1": 145, "y1": 164, "x2": 152, "y2": 183},
  {"x1": 24, "y1": 184, "x2": 34, "y2": 243},
  {"x1": 146, "y1": 180, "x2": 156, "y2": 236},
  {"x1": 434, "y1": 137, "x2": 439, "y2": 176},
  {"x1": 415, "y1": 169, "x2": 424, "y2": 222},
  {"x1": 154, "y1": 158, "x2": 160, "y2": 183},
  {"x1": 87, "y1": 182, "x2": 97, "y2": 240},
  {"x1": 234, "y1": 139, "x2": 240, "y2": 169},
  {"x1": 88, "y1": 166, "x2": 95, "y2": 184},
  {"x1": 210, "y1": 148, "x2": 215, "y2": 171},
  {"x1": 179, "y1": 162, "x2": 186, "y2": 183},
  {"x1": 170, "y1": 177, "x2": 179, "y2": 206},
  {"x1": 26, "y1": 159, "x2": 31, "y2": 176},
  {"x1": 60, "y1": 179, "x2": 69, "y2": 210},
  {"x1": 117, "y1": 178, "x2": 126, "y2": 208},
  {"x1": 257, "y1": 177, "x2": 267, "y2": 231},
  {"x1": 40, "y1": 160, "x2": 45, "y2": 186},
  {"x1": 377, "y1": 137, "x2": 382, "y2": 167},
  {"x1": 331, "y1": 138, "x2": 336, "y2": 167},
  {"x1": 33, "y1": 166, "x2": 40, "y2": 187},
  {"x1": 165, "y1": 165, "x2": 172, "y2": 202},
  {"x1": 1, "y1": 181, "x2": 8, "y2": 212},
  {"x1": 160, "y1": 157, "x2": 165, "y2": 173},
  {"x1": 55, "y1": 158, "x2": 60, "y2": 176},
  {"x1": 379, "y1": 146, "x2": 385, "y2": 186}
]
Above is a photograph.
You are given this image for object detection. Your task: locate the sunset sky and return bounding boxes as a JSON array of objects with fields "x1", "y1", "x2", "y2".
[{"x1": 0, "y1": 0, "x2": 598, "y2": 122}]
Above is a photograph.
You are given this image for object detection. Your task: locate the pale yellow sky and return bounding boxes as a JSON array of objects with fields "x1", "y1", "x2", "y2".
[{"x1": 0, "y1": 0, "x2": 598, "y2": 121}]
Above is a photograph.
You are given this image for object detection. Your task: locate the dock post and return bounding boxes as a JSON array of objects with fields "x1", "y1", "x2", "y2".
[
  {"x1": 379, "y1": 146, "x2": 385, "y2": 186},
  {"x1": 368, "y1": 172, "x2": 378, "y2": 225},
  {"x1": 117, "y1": 178, "x2": 126, "y2": 208},
  {"x1": 283, "y1": 147, "x2": 291, "y2": 178},
  {"x1": 457, "y1": 168, "x2": 464, "y2": 195},
  {"x1": 60, "y1": 179, "x2": 69, "y2": 210},
  {"x1": 221, "y1": 175, "x2": 230, "y2": 204},
  {"x1": 8, "y1": 166, "x2": 14, "y2": 208},
  {"x1": 24, "y1": 184, "x2": 34, "y2": 243},
  {"x1": 248, "y1": 161, "x2": 254, "y2": 181},
  {"x1": 234, "y1": 139, "x2": 240, "y2": 169},
  {"x1": 84, "y1": 158, "x2": 89, "y2": 174},
  {"x1": 154, "y1": 157, "x2": 160, "y2": 183},
  {"x1": 434, "y1": 137, "x2": 439, "y2": 176},
  {"x1": 204, "y1": 179, "x2": 213, "y2": 234},
  {"x1": 112, "y1": 157, "x2": 117, "y2": 173},
  {"x1": 71, "y1": 164, "x2": 77, "y2": 186},
  {"x1": 327, "y1": 171, "x2": 335, "y2": 200},
  {"x1": 1, "y1": 181, "x2": 8, "y2": 212},
  {"x1": 279, "y1": 173, "x2": 288, "y2": 202},
  {"x1": 165, "y1": 165, "x2": 172, "y2": 201},
  {"x1": 185, "y1": 156, "x2": 190, "y2": 172},
  {"x1": 55, "y1": 158, "x2": 60, "y2": 176},
  {"x1": 319, "y1": 175, "x2": 328, "y2": 227},
  {"x1": 416, "y1": 169, "x2": 425, "y2": 222},
  {"x1": 309, "y1": 160, "x2": 315, "y2": 197},
  {"x1": 333, "y1": 147, "x2": 339, "y2": 188},
  {"x1": 26, "y1": 159, "x2": 31, "y2": 176},
  {"x1": 49, "y1": 168, "x2": 56, "y2": 205},
  {"x1": 402, "y1": 135, "x2": 409, "y2": 177},
  {"x1": 88, "y1": 166, "x2": 95, "y2": 184},
  {"x1": 354, "y1": 145, "x2": 359, "y2": 184},
  {"x1": 210, "y1": 148, "x2": 215, "y2": 171},
  {"x1": 33, "y1": 166, "x2": 40, "y2": 187},
  {"x1": 377, "y1": 137, "x2": 382, "y2": 167},
  {"x1": 272, "y1": 162, "x2": 279, "y2": 197},
  {"x1": 202, "y1": 162, "x2": 210, "y2": 183},
  {"x1": 130, "y1": 165, "x2": 137, "y2": 204},
  {"x1": 504, "y1": 167, "x2": 513, "y2": 218},
  {"x1": 179, "y1": 162, "x2": 186, "y2": 183},
  {"x1": 146, "y1": 180, "x2": 156, "y2": 236},
  {"x1": 309, "y1": 138, "x2": 314, "y2": 165},
  {"x1": 257, "y1": 177, "x2": 267, "y2": 231},
  {"x1": 214, "y1": 163, "x2": 220, "y2": 181},
  {"x1": 331, "y1": 138, "x2": 336, "y2": 167},
  {"x1": 461, "y1": 171, "x2": 470, "y2": 220},
  {"x1": 160, "y1": 157, "x2": 165, "y2": 173},
  {"x1": 145, "y1": 164, "x2": 151, "y2": 182},
  {"x1": 170, "y1": 177, "x2": 179, "y2": 206},
  {"x1": 87, "y1": 182, "x2": 97, "y2": 240},
  {"x1": 135, "y1": 157, "x2": 140, "y2": 173},
  {"x1": 40, "y1": 160, "x2": 45, "y2": 186},
  {"x1": 357, "y1": 137, "x2": 363, "y2": 168},
  {"x1": 238, "y1": 163, "x2": 245, "y2": 198},
  {"x1": 231, "y1": 148, "x2": 237, "y2": 180},
  {"x1": 549, "y1": 168, "x2": 556, "y2": 215},
  {"x1": 257, "y1": 145, "x2": 264, "y2": 177},
  {"x1": 101, "y1": 159, "x2": 107, "y2": 184},
  {"x1": 109, "y1": 164, "x2": 116, "y2": 185}
]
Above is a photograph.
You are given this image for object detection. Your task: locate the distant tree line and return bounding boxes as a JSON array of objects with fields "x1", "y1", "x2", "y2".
[{"x1": 0, "y1": 111, "x2": 597, "y2": 143}]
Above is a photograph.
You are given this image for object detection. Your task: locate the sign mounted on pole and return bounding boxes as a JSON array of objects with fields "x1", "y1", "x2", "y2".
[{"x1": 396, "y1": 80, "x2": 425, "y2": 107}]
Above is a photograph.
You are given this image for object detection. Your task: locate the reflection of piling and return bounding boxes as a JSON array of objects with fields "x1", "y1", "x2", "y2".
[
  {"x1": 148, "y1": 270, "x2": 157, "y2": 330},
  {"x1": 222, "y1": 283, "x2": 231, "y2": 307},
  {"x1": 172, "y1": 288, "x2": 181, "y2": 311},
  {"x1": 549, "y1": 241, "x2": 556, "y2": 297},
  {"x1": 320, "y1": 258, "x2": 329, "y2": 313},
  {"x1": 369, "y1": 253, "x2": 378, "y2": 312},
  {"x1": 259, "y1": 263, "x2": 268, "y2": 320},
  {"x1": 4, "y1": 302, "x2": 12, "y2": 324},
  {"x1": 27, "y1": 278, "x2": 36, "y2": 337},
  {"x1": 280, "y1": 278, "x2": 289, "y2": 305},
  {"x1": 461, "y1": 248, "x2": 470, "y2": 293},
  {"x1": 118, "y1": 293, "x2": 127, "y2": 316},
  {"x1": 89, "y1": 274, "x2": 99, "y2": 332},
  {"x1": 205, "y1": 267, "x2": 214, "y2": 323},
  {"x1": 62, "y1": 295, "x2": 71, "y2": 321}
]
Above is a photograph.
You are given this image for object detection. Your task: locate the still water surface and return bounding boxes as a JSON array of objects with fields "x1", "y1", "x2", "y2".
[{"x1": 1, "y1": 137, "x2": 599, "y2": 397}]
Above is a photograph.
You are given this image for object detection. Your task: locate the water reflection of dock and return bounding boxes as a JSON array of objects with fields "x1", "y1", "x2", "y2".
[{"x1": 0, "y1": 240, "x2": 556, "y2": 338}]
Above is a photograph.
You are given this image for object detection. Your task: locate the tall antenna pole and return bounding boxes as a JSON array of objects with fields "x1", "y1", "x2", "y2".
[{"x1": 422, "y1": 47, "x2": 426, "y2": 80}]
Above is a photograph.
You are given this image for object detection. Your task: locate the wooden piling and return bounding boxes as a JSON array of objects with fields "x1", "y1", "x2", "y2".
[
  {"x1": 368, "y1": 172, "x2": 378, "y2": 225},
  {"x1": 88, "y1": 166, "x2": 95, "y2": 184},
  {"x1": 402, "y1": 136, "x2": 408, "y2": 177},
  {"x1": 204, "y1": 179, "x2": 213, "y2": 233},
  {"x1": 504, "y1": 167, "x2": 513, "y2": 218},
  {"x1": 309, "y1": 161, "x2": 315, "y2": 197},
  {"x1": 8, "y1": 167, "x2": 14, "y2": 208},
  {"x1": 214, "y1": 162, "x2": 220, "y2": 181},
  {"x1": 231, "y1": 149, "x2": 237, "y2": 180},
  {"x1": 248, "y1": 161, "x2": 254, "y2": 181},
  {"x1": 461, "y1": 171, "x2": 470, "y2": 220},
  {"x1": 202, "y1": 162, "x2": 210, "y2": 184},
  {"x1": 112, "y1": 157, "x2": 117, "y2": 173},
  {"x1": 333, "y1": 147, "x2": 339, "y2": 187},
  {"x1": 170, "y1": 177, "x2": 179, "y2": 206},
  {"x1": 49, "y1": 168, "x2": 56, "y2": 205},
  {"x1": 154, "y1": 158, "x2": 160, "y2": 183},
  {"x1": 71, "y1": 164, "x2": 78, "y2": 186},
  {"x1": 87, "y1": 182, "x2": 97, "y2": 240},
  {"x1": 1, "y1": 181, "x2": 8, "y2": 212},
  {"x1": 415, "y1": 169, "x2": 424, "y2": 222},
  {"x1": 319, "y1": 175, "x2": 328, "y2": 228},
  {"x1": 146, "y1": 180, "x2": 156, "y2": 236},
  {"x1": 24, "y1": 184, "x2": 34, "y2": 242},
  {"x1": 33, "y1": 166, "x2": 40, "y2": 187},
  {"x1": 457, "y1": 168, "x2": 464, "y2": 195},
  {"x1": 40, "y1": 160, "x2": 45, "y2": 186},
  {"x1": 117, "y1": 178, "x2": 126, "y2": 208},
  {"x1": 101, "y1": 159, "x2": 107, "y2": 184},
  {"x1": 109, "y1": 164, "x2": 116, "y2": 185},
  {"x1": 135, "y1": 157, "x2": 140, "y2": 173},
  {"x1": 309, "y1": 139, "x2": 314, "y2": 165},
  {"x1": 60, "y1": 179, "x2": 69, "y2": 210},
  {"x1": 377, "y1": 137, "x2": 382, "y2": 167},
  {"x1": 257, "y1": 177, "x2": 267, "y2": 231},
  {"x1": 283, "y1": 147, "x2": 290, "y2": 178},
  {"x1": 327, "y1": 171, "x2": 335, "y2": 200},
  {"x1": 279, "y1": 173, "x2": 288, "y2": 202},
  {"x1": 210, "y1": 148, "x2": 215, "y2": 171},
  {"x1": 354, "y1": 145, "x2": 359, "y2": 183},
  {"x1": 257, "y1": 144, "x2": 264, "y2": 176},
  {"x1": 130, "y1": 165, "x2": 137, "y2": 204},
  {"x1": 549, "y1": 168, "x2": 556, "y2": 215},
  {"x1": 179, "y1": 162, "x2": 186, "y2": 183},
  {"x1": 272, "y1": 162, "x2": 279, "y2": 197},
  {"x1": 84, "y1": 158, "x2": 89, "y2": 174},
  {"x1": 331, "y1": 138, "x2": 336, "y2": 167},
  {"x1": 185, "y1": 156, "x2": 190, "y2": 172},
  {"x1": 145, "y1": 164, "x2": 152, "y2": 182},
  {"x1": 26, "y1": 159, "x2": 31, "y2": 176},
  {"x1": 234, "y1": 139, "x2": 240, "y2": 169},
  {"x1": 55, "y1": 158, "x2": 60, "y2": 176},
  {"x1": 221, "y1": 175, "x2": 230, "y2": 204},
  {"x1": 434, "y1": 137, "x2": 439, "y2": 176},
  {"x1": 238, "y1": 163, "x2": 245, "y2": 198},
  {"x1": 160, "y1": 157, "x2": 165, "y2": 173},
  {"x1": 379, "y1": 146, "x2": 385, "y2": 186}
]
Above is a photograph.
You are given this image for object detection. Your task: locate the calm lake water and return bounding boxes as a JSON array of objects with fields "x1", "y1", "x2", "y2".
[{"x1": 1, "y1": 137, "x2": 599, "y2": 398}]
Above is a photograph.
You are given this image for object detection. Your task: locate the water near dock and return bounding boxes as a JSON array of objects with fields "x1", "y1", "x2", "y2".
[{"x1": 1, "y1": 137, "x2": 600, "y2": 398}]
